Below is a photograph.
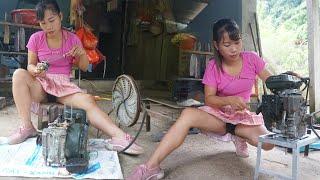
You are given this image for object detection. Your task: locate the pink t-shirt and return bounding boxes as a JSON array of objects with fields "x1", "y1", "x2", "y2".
[
  {"x1": 26, "y1": 30, "x2": 82, "y2": 75},
  {"x1": 202, "y1": 51, "x2": 266, "y2": 102}
]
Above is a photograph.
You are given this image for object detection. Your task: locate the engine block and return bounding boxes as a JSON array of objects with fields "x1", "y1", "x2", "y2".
[
  {"x1": 41, "y1": 107, "x2": 89, "y2": 172},
  {"x1": 258, "y1": 74, "x2": 309, "y2": 139},
  {"x1": 42, "y1": 124, "x2": 67, "y2": 167}
]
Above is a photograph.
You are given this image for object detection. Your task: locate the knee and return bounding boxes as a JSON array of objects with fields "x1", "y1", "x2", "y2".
[
  {"x1": 178, "y1": 108, "x2": 198, "y2": 126},
  {"x1": 262, "y1": 143, "x2": 275, "y2": 151},
  {"x1": 80, "y1": 94, "x2": 97, "y2": 109},
  {"x1": 180, "y1": 108, "x2": 196, "y2": 118},
  {"x1": 12, "y1": 69, "x2": 29, "y2": 84}
]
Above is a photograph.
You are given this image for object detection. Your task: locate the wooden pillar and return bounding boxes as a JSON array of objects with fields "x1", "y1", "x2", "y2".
[
  {"x1": 70, "y1": 0, "x2": 77, "y2": 26},
  {"x1": 307, "y1": 0, "x2": 320, "y2": 112},
  {"x1": 70, "y1": 0, "x2": 82, "y2": 29}
]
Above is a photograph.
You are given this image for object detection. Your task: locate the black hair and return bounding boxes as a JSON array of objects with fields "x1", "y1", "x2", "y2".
[
  {"x1": 35, "y1": 0, "x2": 61, "y2": 21},
  {"x1": 212, "y1": 18, "x2": 241, "y2": 71}
]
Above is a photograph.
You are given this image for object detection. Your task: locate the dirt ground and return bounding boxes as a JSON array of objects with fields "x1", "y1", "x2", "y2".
[{"x1": 0, "y1": 99, "x2": 320, "y2": 180}]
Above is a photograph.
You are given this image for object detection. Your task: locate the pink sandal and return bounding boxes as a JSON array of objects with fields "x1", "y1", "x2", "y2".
[
  {"x1": 8, "y1": 126, "x2": 38, "y2": 145},
  {"x1": 127, "y1": 164, "x2": 164, "y2": 180},
  {"x1": 232, "y1": 135, "x2": 249, "y2": 158},
  {"x1": 106, "y1": 134, "x2": 144, "y2": 155}
]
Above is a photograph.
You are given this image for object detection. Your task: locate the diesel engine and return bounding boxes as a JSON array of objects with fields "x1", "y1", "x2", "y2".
[
  {"x1": 257, "y1": 74, "x2": 310, "y2": 139},
  {"x1": 41, "y1": 107, "x2": 89, "y2": 173}
]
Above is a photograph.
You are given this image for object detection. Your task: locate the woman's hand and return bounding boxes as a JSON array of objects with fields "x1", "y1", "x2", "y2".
[
  {"x1": 226, "y1": 96, "x2": 248, "y2": 110},
  {"x1": 28, "y1": 63, "x2": 46, "y2": 77},
  {"x1": 65, "y1": 45, "x2": 89, "y2": 71},
  {"x1": 65, "y1": 45, "x2": 86, "y2": 59}
]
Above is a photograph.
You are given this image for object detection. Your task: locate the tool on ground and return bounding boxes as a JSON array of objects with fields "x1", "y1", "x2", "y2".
[{"x1": 94, "y1": 96, "x2": 111, "y2": 101}]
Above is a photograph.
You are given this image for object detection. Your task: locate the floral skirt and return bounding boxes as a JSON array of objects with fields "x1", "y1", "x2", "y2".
[
  {"x1": 198, "y1": 105, "x2": 264, "y2": 141},
  {"x1": 31, "y1": 74, "x2": 83, "y2": 114}
]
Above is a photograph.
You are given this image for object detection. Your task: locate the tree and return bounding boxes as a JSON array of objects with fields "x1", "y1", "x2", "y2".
[{"x1": 257, "y1": 0, "x2": 308, "y2": 76}]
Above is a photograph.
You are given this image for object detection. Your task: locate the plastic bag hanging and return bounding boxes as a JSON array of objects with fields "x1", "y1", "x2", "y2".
[{"x1": 75, "y1": 27, "x2": 98, "y2": 50}]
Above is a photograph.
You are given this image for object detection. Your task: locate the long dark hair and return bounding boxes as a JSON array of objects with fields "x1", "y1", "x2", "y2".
[
  {"x1": 212, "y1": 18, "x2": 241, "y2": 71},
  {"x1": 36, "y1": 0, "x2": 61, "y2": 21}
]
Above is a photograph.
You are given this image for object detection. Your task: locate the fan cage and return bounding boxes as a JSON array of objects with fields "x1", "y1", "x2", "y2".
[{"x1": 111, "y1": 75, "x2": 141, "y2": 127}]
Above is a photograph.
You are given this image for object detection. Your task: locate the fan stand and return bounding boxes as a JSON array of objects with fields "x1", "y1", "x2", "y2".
[
  {"x1": 97, "y1": 74, "x2": 147, "y2": 154},
  {"x1": 113, "y1": 110, "x2": 147, "y2": 154}
]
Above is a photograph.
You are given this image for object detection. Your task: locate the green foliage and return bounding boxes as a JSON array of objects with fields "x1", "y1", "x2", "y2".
[
  {"x1": 257, "y1": 0, "x2": 308, "y2": 76},
  {"x1": 316, "y1": 116, "x2": 320, "y2": 124}
]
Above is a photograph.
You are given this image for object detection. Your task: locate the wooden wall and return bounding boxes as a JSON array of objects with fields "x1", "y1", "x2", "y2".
[{"x1": 125, "y1": 30, "x2": 179, "y2": 80}]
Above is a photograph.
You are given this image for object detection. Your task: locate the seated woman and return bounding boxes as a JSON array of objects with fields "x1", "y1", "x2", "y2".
[
  {"x1": 127, "y1": 18, "x2": 275, "y2": 180},
  {"x1": 7, "y1": 0, "x2": 143, "y2": 155}
]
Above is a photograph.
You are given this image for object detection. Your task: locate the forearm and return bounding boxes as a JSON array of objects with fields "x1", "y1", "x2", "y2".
[
  {"x1": 77, "y1": 54, "x2": 89, "y2": 71},
  {"x1": 205, "y1": 95, "x2": 232, "y2": 108}
]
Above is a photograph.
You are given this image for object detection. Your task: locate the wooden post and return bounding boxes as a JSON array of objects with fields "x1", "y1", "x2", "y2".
[
  {"x1": 0, "y1": 97, "x2": 6, "y2": 110},
  {"x1": 145, "y1": 101, "x2": 151, "y2": 132},
  {"x1": 306, "y1": 0, "x2": 320, "y2": 112},
  {"x1": 3, "y1": 13, "x2": 10, "y2": 44},
  {"x1": 70, "y1": 0, "x2": 82, "y2": 28},
  {"x1": 3, "y1": 25, "x2": 10, "y2": 44},
  {"x1": 70, "y1": 0, "x2": 76, "y2": 26}
]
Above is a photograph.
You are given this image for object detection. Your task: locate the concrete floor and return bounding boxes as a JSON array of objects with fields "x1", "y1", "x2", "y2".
[{"x1": 1, "y1": 85, "x2": 320, "y2": 180}]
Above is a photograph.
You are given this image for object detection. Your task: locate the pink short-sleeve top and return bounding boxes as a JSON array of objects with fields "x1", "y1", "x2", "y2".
[
  {"x1": 202, "y1": 51, "x2": 266, "y2": 102},
  {"x1": 26, "y1": 30, "x2": 83, "y2": 75}
]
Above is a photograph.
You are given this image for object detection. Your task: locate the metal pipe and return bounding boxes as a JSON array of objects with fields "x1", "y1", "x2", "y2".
[{"x1": 0, "y1": 51, "x2": 27, "y2": 55}]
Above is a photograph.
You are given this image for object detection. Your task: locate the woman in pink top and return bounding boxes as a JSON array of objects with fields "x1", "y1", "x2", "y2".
[
  {"x1": 128, "y1": 19, "x2": 275, "y2": 179},
  {"x1": 7, "y1": 0, "x2": 143, "y2": 155}
]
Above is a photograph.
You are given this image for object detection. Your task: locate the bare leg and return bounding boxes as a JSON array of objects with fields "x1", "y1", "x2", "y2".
[
  {"x1": 12, "y1": 69, "x2": 47, "y2": 127},
  {"x1": 235, "y1": 124, "x2": 274, "y2": 150},
  {"x1": 146, "y1": 108, "x2": 226, "y2": 169},
  {"x1": 58, "y1": 93, "x2": 126, "y2": 138}
]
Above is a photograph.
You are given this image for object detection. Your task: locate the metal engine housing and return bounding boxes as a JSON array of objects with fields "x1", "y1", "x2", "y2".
[
  {"x1": 42, "y1": 125, "x2": 67, "y2": 167},
  {"x1": 259, "y1": 74, "x2": 309, "y2": 139}
]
